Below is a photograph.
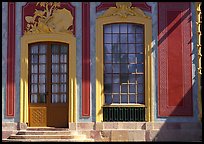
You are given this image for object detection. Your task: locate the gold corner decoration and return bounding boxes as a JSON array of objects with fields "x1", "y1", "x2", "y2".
[
  {"x1": 98, "y1": 2, "x2": 150, "y2": 19},
  {"x1": 24, "y1": 2, "x2": 73, "y2": 34},
  {"x1": 195, "y1": 2, "x2": 202, "y2": 122}
]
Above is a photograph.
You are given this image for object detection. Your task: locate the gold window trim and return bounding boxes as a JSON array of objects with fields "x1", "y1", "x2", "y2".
[
  {"x1": 20, "y1": 33, "x2": 77, "y2": 124},
  {"x1": 95, "y1": 2, "x2": 152, "y2": 122}
]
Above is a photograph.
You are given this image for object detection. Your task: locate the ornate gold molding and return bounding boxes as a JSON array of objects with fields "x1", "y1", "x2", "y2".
[
  {"x1": 98, "y1": 2, "x2": 150, "y2": 19},
  {"x1": 24, "y1": 2, "x2": 73, "y2": 34},
  {"x1": 196, "y1": 3, "x2": 202, "y2": 75}
]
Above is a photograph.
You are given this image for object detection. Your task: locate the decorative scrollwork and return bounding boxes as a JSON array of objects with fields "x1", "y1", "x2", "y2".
[
  {"x1": 98, "y1": 2, "x2": 150, "y2": 19},
  {"x1": 24, "y1": 2, "x2": 73, "y2": 34}
]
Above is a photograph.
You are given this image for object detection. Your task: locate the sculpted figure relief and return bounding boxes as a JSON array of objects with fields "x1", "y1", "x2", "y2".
[{"x1": 25, "y1": 2, "x2": 73, "y2": 34}]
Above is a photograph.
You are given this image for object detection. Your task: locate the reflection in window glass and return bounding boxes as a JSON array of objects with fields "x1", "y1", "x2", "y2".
[{"x1": 104, "y1": 23, "x2": 144, "y2": 104}]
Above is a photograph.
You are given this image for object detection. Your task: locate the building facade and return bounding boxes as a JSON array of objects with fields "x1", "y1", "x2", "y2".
[{"x1": 2, "y1": 2, "x2": 202, "y2": 141}]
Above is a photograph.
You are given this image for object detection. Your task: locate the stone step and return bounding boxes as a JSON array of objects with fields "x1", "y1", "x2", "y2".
[
  {"x1": 16, "y1": 130, "x2": 76, "y2": 135},
  {"x1": 26, "y1": 127, "x2": 70, "y2": 131},
  {"x1": 3, "y1": 138, "x2": 94, "y2": 142},
  {"x1": 9, "y1": 134, "x2": 86, "y2": 139}
]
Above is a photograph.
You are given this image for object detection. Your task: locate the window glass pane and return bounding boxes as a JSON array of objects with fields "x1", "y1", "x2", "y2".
[
  {"x1": 104, "y1": 74, "x2": 112, "y2": 83},
  {"x1": 105, "y1": 64, "x2": 112, "y2": 73},
  {"x1": 113, "y1": 54, "x2": 120, "y2": 63},
  {"x1": 128, "y1": 24, "x2": 136, "y2": 33},
  {"x1": 120, "y1": 64, "x2": 128, "y2": 73},
  {"x1": 120, "y1": 74, "x2": 128, "y2": 83},
  {"x1": 113, "y1": 83, "x2": 120, "y2": 93},
  {"x1": 31, "y1": 45, "x2": 38, "y2": 54},
  {"x1": 112, "y1": 44, "x2": 120, "y2": 53},
  {"x1": 128, "y1": 44, "x2": 135, "y2": 53},
  {"x1": 120, "y1": 44, "x2": 128, "y2": 53},
  {"x1": 113, "y1": 74, "x2": 119, "y2": 83},
  {"x1": 129, "y1": 84, "x2": 136, "y2": 93},
  {"x1": 39, "y1": 44, "x2": 47, "y2": 53},
  {"x1": 136, "y1": 34, "x2": 144, "y2": 43},
  {"x1": 136, "y1": 54, "x2": 144, "y2": 63},
  {"x1": 112, "y1": 24, "x2": 119, "y2": 33},
  {"x1": 136, "y1": 25, "x2": 144, "y2": 33},
  {"x1": 39, "y1": 74, "x2": 46, "y2": 83},
  {"x1": 121, "y1": 94, "x2": 128, "y2": 103},
  {"x1": 136, "y1": 64, "x2": 144, "y2": 73},
  {"x1": 120, "y1": 34, "x2": 127, "y2": 43},
  {"x1": 120, "y1": 54, "x2": 127, "y2": 63},
  {"x1": 104, "y1": 44, "x2": 112, "y2": 53},
  {"x1": 129, "y1": 94, "x2": 136, "y2": 103},
  {"x1": 129, "y1": 74, "x2": 136, "y2": 83},
  {"x1": 52, "y1": 84, "x2": 59, "y2": 93},
  {"x1": 136, "y1": 74, "x2": 144, "y2": 83},
  {"x1": 104, "y1": 54, "x2": 112, "y2": 63},
  {"x1": 129, "y1": 64, "x2": 136, "y2": 73},
  {"x1": 104, "y1": 84, "x2": 112, "y2": 93},
  {"x1": 113, "y1": 94, "x2": 120, "y2": 103},
  {"x1": 31, "y1": 55, "x2": 38, "y2": 63},
  {"x1": 137, "y1": 94, "x2": 144, "y2": 104},
  {"x1": 128, "y1": 54, "x2": 135, "y2": 63},
  {"x1": 104, "y1": 34, "x2": 112, "y2": 43},
  {"x1": 39, "y1": 65, "x2": 46, "y2": 73},
  {"x1": 128, "y1": 34, "x2": 135, "y2": 43},
  {"x1": 138, "y1": 84, "x2": 144, "y2": 93},
  {"x1": 105, "y1": 94, "x2": 112, "y2": 104},
  {"x1": 121, "y1": 84, "x2": 128, "y2": 93},
  {"x1": 136, "y1": 44, "x2": 144, "y2": 53},
  {"x1": 113, "y1": 64, "x2": 119, "y2": 73},
  {"x1": 113, "y1": 34, "x2": 119, "y2": 43},
  {"x1": 120, "y1": 24, "x2": 127, "y2": 33},
  {"x1": 104, "y1": 24, "x2": 111, "y2": 33}
]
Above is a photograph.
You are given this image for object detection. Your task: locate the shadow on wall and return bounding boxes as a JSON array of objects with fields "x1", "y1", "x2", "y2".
[{"x1": 152, "y1": 86, "x2": 202, "y2": 142}]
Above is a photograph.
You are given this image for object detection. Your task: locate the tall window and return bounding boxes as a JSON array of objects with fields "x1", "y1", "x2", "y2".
[{"x1": 104, "y1": 23, "x2": 145, "y2": 105}]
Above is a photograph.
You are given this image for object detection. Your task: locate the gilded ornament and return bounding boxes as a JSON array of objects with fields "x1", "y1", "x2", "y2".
[
  {"x1": 99, "y1": 2, "x2": 150, "y2": 19},
  {"x1": 24, "y1": 2, "x2": 73, "y2": 34}
]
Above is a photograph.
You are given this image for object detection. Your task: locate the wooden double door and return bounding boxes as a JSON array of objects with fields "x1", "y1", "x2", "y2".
[{"x1": 28, "y1": 42, "x2": 69, "y2": 128}]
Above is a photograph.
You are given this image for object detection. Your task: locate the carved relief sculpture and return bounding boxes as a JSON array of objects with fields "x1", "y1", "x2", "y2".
[
  {"x1": 99, "y1": 2, "x2": 150, "y2": 18},
  {"x1": 24, "y1": 2, "x2": 73, "y2": 34}
]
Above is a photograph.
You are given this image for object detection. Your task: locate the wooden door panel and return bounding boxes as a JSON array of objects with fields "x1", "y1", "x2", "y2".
[
  {"x1": 28, "y1": 43, "x2": 69, "y2": 128},
  {"x1": 29, "y1": 107, "x2": 47, "y2": 127}
]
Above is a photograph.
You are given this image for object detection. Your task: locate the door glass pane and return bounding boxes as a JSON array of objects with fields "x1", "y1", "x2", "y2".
[
  {"x1": 39, "y1": 65, "x2": 46, "y2": 73},
  {"x1": 61, "y1": 45, "x2": 68, "y2": 53},
  {"x1": 31, "y1": 74, "x2": 38, "y2": 83},
  {"x1": 60, "y1": 54, "x2": 67, "y2": 63},
  {"x1": 30, "y1": 45, "x2": 38, "y2": 54},
  {"x1": 52, "y1": 74, "x2": 59, "y2": 83},
  {"x1": 52, "y1": 55, "x2": 59, "y2": 63},
  {"x1": 39, "y1": 74, "x2": 45, "y2": 83},
  {"x1": 60, "y1": 94, "x2": 66, "y2": 103},
  {"x1": 39, "y1": 84, "x2": 45, "y2": 93},
  {"x1": 39, "y1": 93, "x2": 46, "y2": 103},
  {"x1": 31, "y1": 94, "x2": 37, "y2": 103},
  {"x1": 31, "y1": 84, "x2": 38, "y2": 93},
  {"x1": 39, "y1": 44, "x2": 47, "y2": 54},
  {"x1": 60, "y1": 84, "x2": 66, "y2": 92},
  {"x1": 52, "y1": 64, "x2": 59, "y2": 73},
  {"x1": 60, "y1": 74, "x2": 67, "y2": 83},
  {"x1": 31, "y1": 55, "x2": 38, "y2": 63},
  {"x1": 39, "y1": 55, "x2": 46, "y2": 63},
  {"x1": 52, "y1": 84, "x2": 59, "y2": 93},
  {"x1": 31, "y1": 65, "x2": 38, "y2": 73},
  {"x1": 60, "y1": 64, "x2": 67, "y2": 73}
]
